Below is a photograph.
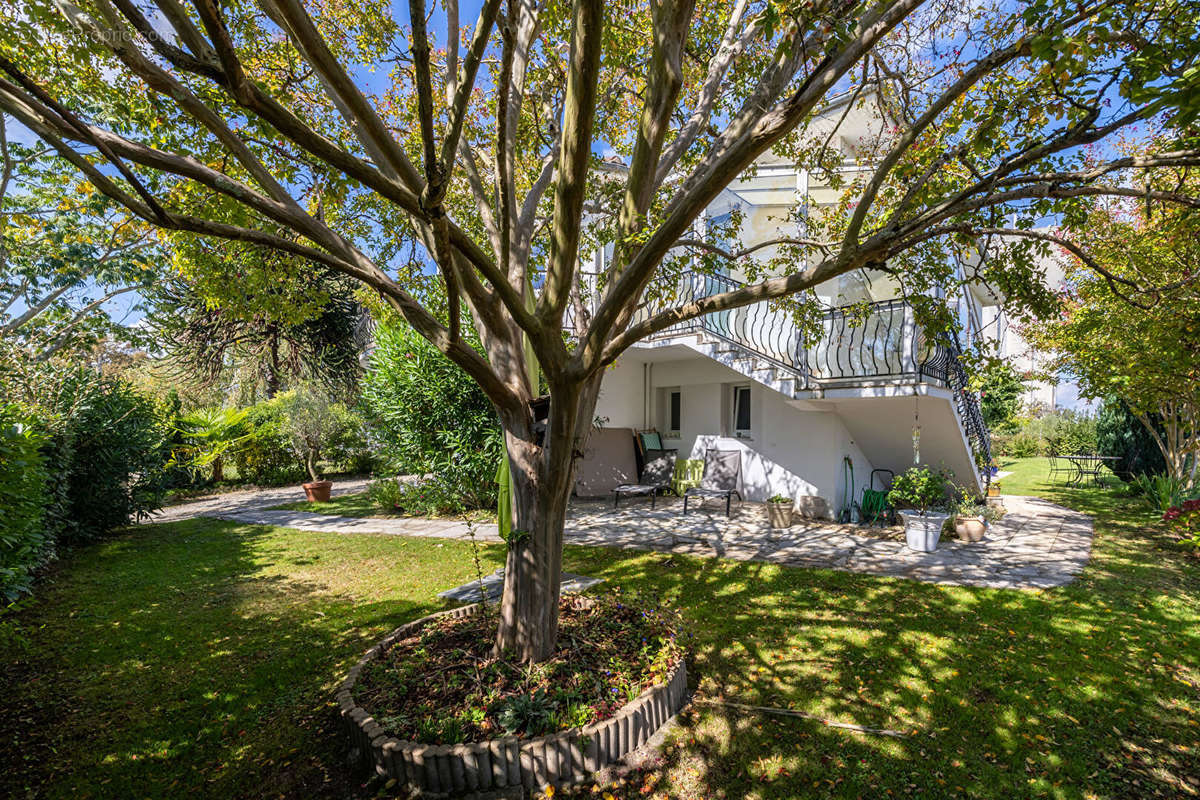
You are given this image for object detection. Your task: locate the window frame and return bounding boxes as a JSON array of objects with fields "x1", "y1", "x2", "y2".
[
  {"x1": 667, "y1": 389, "x2": 681, "y2": 436},
  {"x1": 731, "y1": 384, "x2": 752, "y2": 438}
]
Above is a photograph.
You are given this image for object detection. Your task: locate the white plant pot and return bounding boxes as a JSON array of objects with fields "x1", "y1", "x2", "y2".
[{"x1": 899, "y1": 511, "x2": 949, "y2": 552}]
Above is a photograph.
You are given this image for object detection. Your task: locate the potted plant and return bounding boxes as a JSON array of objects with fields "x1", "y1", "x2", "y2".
[
  {"x1": 766, "y1": 494, "x2": 794, "y2": 528},
  {"x1": 952, "y1": 497, "x2": 1003, "y2": 542},
  {"x1": 285, "y1": 387, "x2": 337, "y2": 502},
  {"x1": 886, "y1": 467, "x2": 953, "y2": 552}
]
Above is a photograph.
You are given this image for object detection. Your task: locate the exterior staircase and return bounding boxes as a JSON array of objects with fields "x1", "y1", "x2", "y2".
[{"x1": 635, "y1": 270, "x2": 993, "y2": 490}]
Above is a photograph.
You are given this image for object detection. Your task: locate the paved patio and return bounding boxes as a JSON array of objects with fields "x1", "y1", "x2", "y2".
[
  {"x1": 565, "y1": 495, "x2": 1093, "y2": 589},
  {"x1": 148, "y1": 478, "x2": 371, "y2": 523},
  {"x1": 157, "y1": 482, "x2": 1093, "y2": 590}
]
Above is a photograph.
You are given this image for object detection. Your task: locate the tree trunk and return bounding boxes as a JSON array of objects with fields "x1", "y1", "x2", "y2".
[
  {"x1": 265, "y1": 331, "x2": 281, "y2": 399},
  {"x1": 493, "y1": 377, "x2": 601, "y2": 662},
  {"x1": 1135, "y1": 402, "x2": 1199, "y2": 491}
]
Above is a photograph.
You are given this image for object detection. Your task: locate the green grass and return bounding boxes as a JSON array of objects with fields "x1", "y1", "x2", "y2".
[
  {"x1": 3, "y1": 473, "x2": 1198, "y2": 799},
  {"x1": 994, "y1": 456, "x2": 1113, "y2": 497},
  {"x1": 270, "y1": 490, "x2": 390, "y2": 517}
]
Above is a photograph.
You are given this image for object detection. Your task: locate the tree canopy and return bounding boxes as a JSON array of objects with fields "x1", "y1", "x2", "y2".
[
  {"x1": 143, "y1": 244, "x2": 369, "y2": 402},
  {"x1": 1, "y1": 116, "x2": 160, "y2": 361},
  {"x1": 1026, "y1": 181, "x2": 1200, "y2": 488}
]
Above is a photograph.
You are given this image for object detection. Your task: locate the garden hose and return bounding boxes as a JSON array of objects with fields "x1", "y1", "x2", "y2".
[{"x1": 839, "y1": 456, "x2": 855, "y2": 524}]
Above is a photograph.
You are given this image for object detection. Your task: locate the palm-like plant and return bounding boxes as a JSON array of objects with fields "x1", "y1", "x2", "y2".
[{"x1": 170, "y1": 407, "x2": 251, "y2": 484}]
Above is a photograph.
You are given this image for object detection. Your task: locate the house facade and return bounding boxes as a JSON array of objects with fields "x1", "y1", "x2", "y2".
[{"x1": 586, "y1": 97, "x2": 994, "y2": 517}]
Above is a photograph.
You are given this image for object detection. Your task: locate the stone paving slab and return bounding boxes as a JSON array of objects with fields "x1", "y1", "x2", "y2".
[
  {"x1": 156, "y1": 484, "x2": 1092, "y2": 591},
  {"x1": 560, "y1": 495, "x2": 1091, "y2": 590},
  {"x1": 147, "y1": 478, "x2": 372, "y2": 523}
]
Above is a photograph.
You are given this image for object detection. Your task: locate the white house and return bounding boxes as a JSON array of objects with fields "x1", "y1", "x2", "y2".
[{"x1": 584, "y1": 95, "x2": 995, "y2": 517}]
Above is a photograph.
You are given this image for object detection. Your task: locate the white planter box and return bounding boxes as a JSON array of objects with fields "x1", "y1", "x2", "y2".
[{"x1": 899, "y1": 511, "x2": 949, "y2": 552}]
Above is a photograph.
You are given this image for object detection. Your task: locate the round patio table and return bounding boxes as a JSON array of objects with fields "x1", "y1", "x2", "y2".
[{"x1": 1063, "y1": 454, "x2": 1119, "y2": 487}]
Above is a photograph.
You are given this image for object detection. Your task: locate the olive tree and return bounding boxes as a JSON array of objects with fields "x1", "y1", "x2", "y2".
[{"x1": 2, "y1": 0, "x2": 1199, "y2": 660}]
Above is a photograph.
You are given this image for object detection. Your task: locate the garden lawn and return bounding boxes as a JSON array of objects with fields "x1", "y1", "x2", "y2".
[{"x1": 3, "y1": 477, "x2": 1198, "y2": 799}]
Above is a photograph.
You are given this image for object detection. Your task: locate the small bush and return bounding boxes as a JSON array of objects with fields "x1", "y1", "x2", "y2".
[
  {"x1": 233, "y1": 396, "x2": 305, "y2": 486},
  {"x1": 369, "y1": 474, "x2": 475, "y2": 516},
  {"x1": 1162, "y1": 499, "x2": 1200, "y2": 550},
  {"x1": 887, "y1": 467, "x2": 953, "y2": 513},
  {"x1": 363, "y1": 322, "x2": 501, "y2": 510},
  {"x1": 368, "y1": 475, "x2": 405, "y2": 512},
  {"x1": 1133, "y1": 473, "x2": 1192, "y2": 515}
]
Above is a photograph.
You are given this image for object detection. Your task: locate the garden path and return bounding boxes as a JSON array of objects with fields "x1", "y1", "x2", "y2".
[
  {"x1": 155, "y1": 484, "x2": 1092, "y2": 590},
  {"x1": 148, "y1": 478, "x2": 371, "y2": 523}
]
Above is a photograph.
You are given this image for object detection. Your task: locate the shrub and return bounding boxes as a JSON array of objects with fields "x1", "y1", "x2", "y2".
[
  {"x1": 368, "y1": 475, "x2": 405, "y2": 511},
  {"x1": 1133, "y1": 473, "x2": 1193, "y2": 515},
  {"x1": 1162, "y1": 499, "x2": 1200, "y2": 550},
  {"x1": 887, "y1": 467, "x2": 953, "y2": 514},
  {"x1": 0, "y1": 366, "x2": 166, "y2": 599},
  {"x1": 1028, "y1": 410, "x2": 1097, "y2": 455},
  {"x1": 233, "y1": 395, "x2": 306, "y2": 486},
  {"x1": 0, "y1": 405, "x2": 51, "y2": 601},
  {"x1": 992, "y1": 410, "x2": 1098, "y2": 458},
  {"x1": 1096, "y1": 397, "x2": 1167, "y2": 482},
  {"x1": 974, "y1": 361, "x2": 1025, "y2": 432},
  {"x1": 995, "y1": 430, "x2": 1041, "y2": 458},
  {"x1": 363, "y1": 322, "x2": 501, "y2": 510},
  {"x1": 37, "y1": 369, "x2": 168, "y2": 544}
]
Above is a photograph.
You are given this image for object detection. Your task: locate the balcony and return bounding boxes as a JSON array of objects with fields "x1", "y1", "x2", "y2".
[{"x1": 632, "y1": 270, "x2": 992, "y2": 471}]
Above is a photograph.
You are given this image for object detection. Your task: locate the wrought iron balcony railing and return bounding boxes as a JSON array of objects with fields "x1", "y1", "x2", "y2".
[{"x1": 627, "y1": 269, "x2": 992, "y2": 473}]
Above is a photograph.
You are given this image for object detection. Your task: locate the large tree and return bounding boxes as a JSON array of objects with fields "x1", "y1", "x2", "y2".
[
  {"x1": 1026, "y1": 179, "x2": 1200, "y2": 490},
  {"x1": 2, "y1": 0, "x2": 1199, "y2": 660},
  {"x1": 143, "y1": 243, "x2": 369, "y2": 402}
]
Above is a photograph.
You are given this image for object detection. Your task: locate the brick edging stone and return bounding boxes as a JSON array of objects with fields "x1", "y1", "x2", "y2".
[{"x1": 337, "y1": 603, "x2": 688, "y2": 795}]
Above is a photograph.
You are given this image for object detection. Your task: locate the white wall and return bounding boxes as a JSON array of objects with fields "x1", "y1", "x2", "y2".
[
  {"x1": 594, "y1": 357, "x2": 645, "y2": 429},
  {"x1": 593, "y1": 354, "x2": 875, "y2": 515}
]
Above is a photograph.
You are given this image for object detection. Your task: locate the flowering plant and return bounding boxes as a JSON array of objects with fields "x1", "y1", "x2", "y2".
[{"x1": 1162, "y1": 498, "x2": 1200, "y2": 550}]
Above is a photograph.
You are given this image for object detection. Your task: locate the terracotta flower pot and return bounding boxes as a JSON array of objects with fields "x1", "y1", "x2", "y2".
[
  {"x1": 302, "y1": 480, "x2": 333, "y2": 503},
  {"x1": 766, "y1": 501, "x2": 794, "y2": 529},
  {"x1": 955, "y1": 515, "x2": 987, "y2": 542}
]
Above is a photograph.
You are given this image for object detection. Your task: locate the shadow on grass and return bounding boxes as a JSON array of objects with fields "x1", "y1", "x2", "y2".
[
  {"x1": 0, "y1": 517, "x2": 502, "y2": 800},
  {"x1": 3, "y1": 480, "x2": 1196, "y2": 800},
  {"x1": 556, "y1": 483, "x2": 1199, "y2": 799}
]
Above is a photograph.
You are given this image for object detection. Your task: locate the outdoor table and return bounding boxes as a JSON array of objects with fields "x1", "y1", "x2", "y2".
[{"x1": 1063, "y1": 454, "x2": 1119, "y2": 487}]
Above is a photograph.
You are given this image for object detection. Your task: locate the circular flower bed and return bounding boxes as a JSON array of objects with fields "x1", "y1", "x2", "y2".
[{"x1": 338, "y1": 593, "x2": 688, "y2": 794}]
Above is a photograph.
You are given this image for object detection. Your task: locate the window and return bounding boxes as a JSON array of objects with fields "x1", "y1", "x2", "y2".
[
  {"x1": 732, "y1": 385, "x2": 752, "y2": 438},
  {"x1": 659, "y1": 387, "x2": 681, "y2": 437}
]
